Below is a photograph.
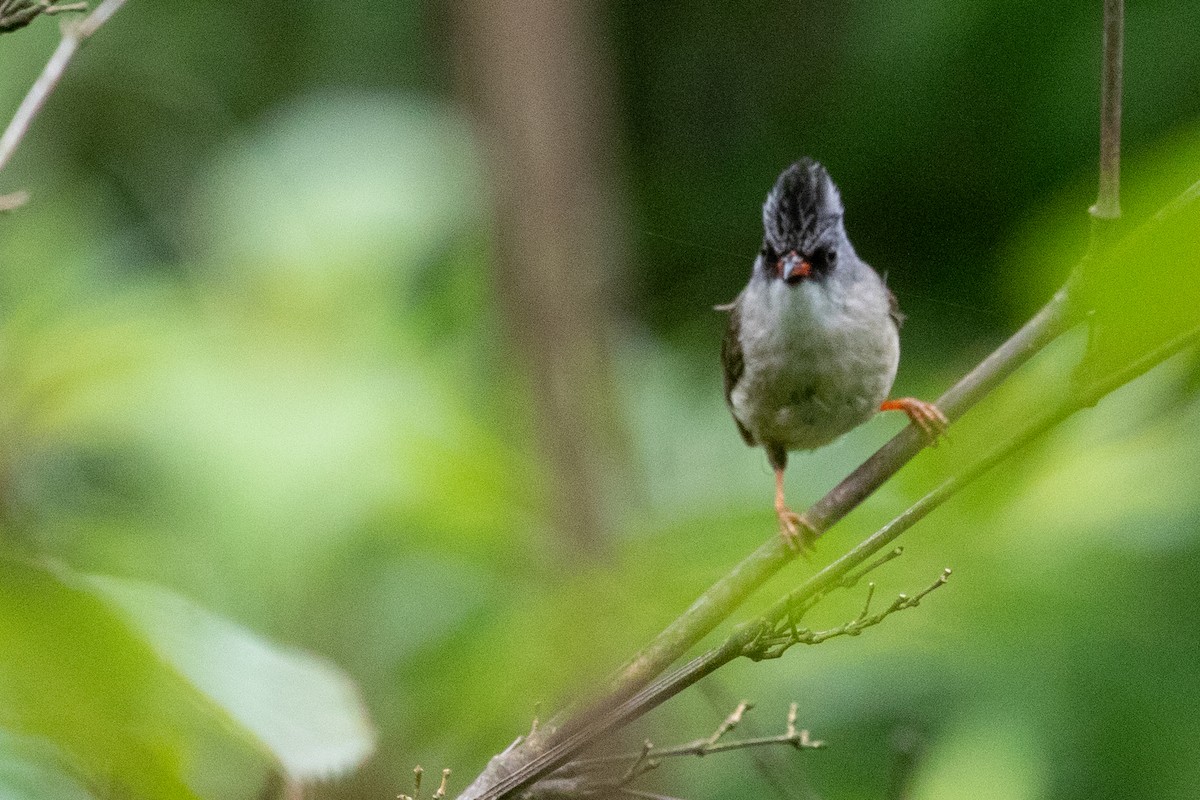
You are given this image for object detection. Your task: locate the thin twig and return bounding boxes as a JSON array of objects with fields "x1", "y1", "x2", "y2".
[
  {"x1": 0, "y1": 0, "x2": 87, "y2": 33},
  {"x1": 0, "y1": 0, "x2": 128, "y2": 175},
  {"x1": 550, "y1": 702, "x2": 822, "y2": 799},
  {"x1": 615, "y1": 740, "x2": 653, "y2": 784},
  {"x1": 840, "y1": 547, "x2": 903, "y2": 590},
  {"x1": 398, "y1": 766, "x2": 425, "y2": 800},
  {"x1": 780, "y1": 546, "x2": 906, "y2": 641},
  {"x1": 434, "y1": 769, "x2": 452, "y2": 800},
  {"x1": 748, "y1": 571, "x2": 952, "y2": 661},
  {"x1": 857, "y1": 583, "x2": 877, "y2": 622},
  {"x1": 645, "y1": 730, "x2": 824, "y2": 760},
  {"x1": 705, "y1": 700, "x2": 750, "y2": 747},
  {"x1": 41, "y1": 2, "x2": 88, "y2": 13}
]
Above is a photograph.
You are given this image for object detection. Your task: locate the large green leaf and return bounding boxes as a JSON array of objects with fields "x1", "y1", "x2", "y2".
[
  {"x1": 77, "y1": 572, "x2": 376, "y2": 782},
  {"x1": 0, "y1": 558, "x2": 375, "y2": 797},
  {"x1": 0, "y1": 558, "x2": 214, "y2": 800}
]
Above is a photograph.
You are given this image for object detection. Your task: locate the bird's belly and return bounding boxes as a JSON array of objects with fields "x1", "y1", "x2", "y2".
[{"x1": 732, "y1": 313, "x2": 899, "y2": 452}]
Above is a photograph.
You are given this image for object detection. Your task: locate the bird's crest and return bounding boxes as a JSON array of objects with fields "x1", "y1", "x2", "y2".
[{"x1": 762, "y1": 158, "x2": 844, "y2": 251}]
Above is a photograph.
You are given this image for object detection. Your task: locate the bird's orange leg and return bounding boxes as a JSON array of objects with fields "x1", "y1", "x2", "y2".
[
  {"x1": 881, "y1": 397, "x2": 949, "y2": 443},
  {"x1": 774, "y1": 467, "x2": 818, "y2": 553}
]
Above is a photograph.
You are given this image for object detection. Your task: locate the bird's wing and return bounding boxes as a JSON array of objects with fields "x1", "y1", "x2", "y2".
[{"x1": 719, "y1": 298, "x2": 756, "y2": 446}]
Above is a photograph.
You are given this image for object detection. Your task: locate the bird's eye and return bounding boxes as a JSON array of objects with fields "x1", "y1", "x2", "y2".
[
  {"x1": 761, "y1": 244, "x2": 776, "y2": 261},
  {"x1": 811, "y1": 248, "x2": 836, "y2": 272}
]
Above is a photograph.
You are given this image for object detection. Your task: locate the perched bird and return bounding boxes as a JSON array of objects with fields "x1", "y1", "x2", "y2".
[{"x1": 720, "y1": 158, "x2": 946, "y2": 549}]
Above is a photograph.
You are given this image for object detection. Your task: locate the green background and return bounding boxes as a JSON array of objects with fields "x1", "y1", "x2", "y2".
[{"x1": 1, "y1": 2, "x2": 1199, "y2": 799}]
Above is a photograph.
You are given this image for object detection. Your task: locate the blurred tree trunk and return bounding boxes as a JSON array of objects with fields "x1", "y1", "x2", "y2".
[{"x1": 450, "y1": 0, "x2": 629, "y2": 561}]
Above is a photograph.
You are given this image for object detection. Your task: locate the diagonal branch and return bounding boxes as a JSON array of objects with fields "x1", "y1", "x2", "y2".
[
  {"x1": 457, "y1": 277, "x2": 1078, "y2": 800},
  {"x1": 502, "y1": 313, "x2": 1200, "y2": 800},
  {"x1": 458, "y1": 281, "x2": 1079, "y2": 800},
  {"x1": 458, "y1": 6, "x2": 1139, "y2": 798},
  {"x1": 0, "y1": 0, "x2": 128, "y2": 176},
  {"x1": 597, "y1": 280, "x2": 1077, "y2": 709},
  {"x1": 462, "y1": 171, "x2": 1200, "y2": 797}
]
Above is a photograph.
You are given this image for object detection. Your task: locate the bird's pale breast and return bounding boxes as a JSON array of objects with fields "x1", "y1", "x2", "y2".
[{"x1": 731, "y1": 268, "x2": 899, "y2": 451}]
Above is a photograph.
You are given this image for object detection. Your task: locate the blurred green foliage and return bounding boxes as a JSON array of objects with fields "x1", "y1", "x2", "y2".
[{"x1": 0, "y1": 2, "x2": 1198, "y2": 800}]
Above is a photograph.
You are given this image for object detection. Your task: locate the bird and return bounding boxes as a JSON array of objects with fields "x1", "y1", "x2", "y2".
[{"x1": 719, "y1": 158, "x2": 946, "y2": 550}]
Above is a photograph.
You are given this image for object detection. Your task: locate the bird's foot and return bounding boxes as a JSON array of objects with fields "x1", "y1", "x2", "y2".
[
  {"x1": 777, "y1": 508, "x2": 819, "y2": 554},
  {"x1": 881, "y1": 397, "x2": 949, "y2": 445}
]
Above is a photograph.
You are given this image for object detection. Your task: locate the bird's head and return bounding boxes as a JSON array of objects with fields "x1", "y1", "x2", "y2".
[{"x1": 760, "y1": 158, "x2": 846, "y2": 285}]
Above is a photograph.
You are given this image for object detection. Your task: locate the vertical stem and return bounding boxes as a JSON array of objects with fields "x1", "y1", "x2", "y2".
[
  {"x1": 1090, "y1": 0, "x2": 1123, "y2": 222},
  {"x1": 453, "y1": 0, "x2": 628, "y2": 562}
]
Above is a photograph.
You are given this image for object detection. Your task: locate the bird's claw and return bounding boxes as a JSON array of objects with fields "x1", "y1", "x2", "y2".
[
  {"x1": 777, "y1": 509, "x2": 819, "y2": 554},
  {"x1": 882, "y1": 397, "x2": 949, "y2": 446}
]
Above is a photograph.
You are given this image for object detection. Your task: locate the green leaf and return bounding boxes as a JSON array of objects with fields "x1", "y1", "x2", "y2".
[
  {"x1": 0, "y1": 558, "x2": 373, "y2": 797},
  {"x1": 77, "y1": 573, "x2": 376, "y2": 782},
  {"x1": 0, "y1": 558, "x2": 212, "y2": 800}
]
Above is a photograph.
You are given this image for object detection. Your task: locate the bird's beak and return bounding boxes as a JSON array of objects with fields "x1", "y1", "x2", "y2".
[{"x1": 777, "y1": 251, "x2": 812, "y2": 283}]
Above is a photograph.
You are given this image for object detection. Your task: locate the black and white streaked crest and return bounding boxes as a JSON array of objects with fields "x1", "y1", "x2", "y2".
[{"x1": 761, "y1": 157, "x2": 845, "y2": 256}]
